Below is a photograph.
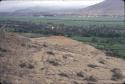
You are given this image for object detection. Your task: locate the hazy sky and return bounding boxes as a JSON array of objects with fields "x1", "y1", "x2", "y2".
[{"x1": 0, "y1": 0, "x2": 104, "y2": 12}]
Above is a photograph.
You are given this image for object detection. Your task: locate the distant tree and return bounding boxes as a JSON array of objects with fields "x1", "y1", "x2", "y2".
[{"x1": 91, "y1": 38, "x2": 98, "y2": 43}]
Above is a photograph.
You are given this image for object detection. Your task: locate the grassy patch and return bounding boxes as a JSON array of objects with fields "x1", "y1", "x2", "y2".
[{"x1": 0, "y1": 16, "x2": 124, "y2": 28}]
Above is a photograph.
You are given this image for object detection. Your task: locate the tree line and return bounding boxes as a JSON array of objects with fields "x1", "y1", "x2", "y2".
[{"x1": 0, "y1": 20, "x2": 124, "y2": 38}]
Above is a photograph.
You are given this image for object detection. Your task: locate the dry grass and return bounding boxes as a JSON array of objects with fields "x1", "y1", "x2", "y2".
[{"x1": 0, "y1": 33, "x2": 125, "y2": 84}]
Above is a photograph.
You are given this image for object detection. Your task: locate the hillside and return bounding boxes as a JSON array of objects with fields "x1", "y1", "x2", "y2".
[
  {"x1": 79, "y1": 0, "x2": 124, "y2": 16},
  {"x1": 0, "y1": 32, "x2": 125, "y2": 84}
]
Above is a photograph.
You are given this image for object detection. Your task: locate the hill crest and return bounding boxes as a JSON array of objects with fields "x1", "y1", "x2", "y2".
[{"x1": 0, "y1": 32, "x2": 125, "y2": 84}]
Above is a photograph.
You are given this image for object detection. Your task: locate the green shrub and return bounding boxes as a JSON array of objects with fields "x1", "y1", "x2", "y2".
[{"x1": 0, "y1": 48, "x2": 7, "y2": 52}]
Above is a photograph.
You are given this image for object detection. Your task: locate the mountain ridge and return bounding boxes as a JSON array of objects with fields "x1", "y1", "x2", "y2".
[
  {"x1": 0, "y1": 0, "x2": 124, "y2": 16},
  {"x1": 79, "y1": 0, "x2": 124, "y2": 16}
]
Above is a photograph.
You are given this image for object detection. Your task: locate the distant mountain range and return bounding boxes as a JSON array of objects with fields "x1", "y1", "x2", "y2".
[
  {"x1": 79, "y1": 0, "x2": 124, "y2": 16},
  {"x1": 0, "y1": 0, "x2": 124, "y2": 16},
  {"x1": 13, "y1": 7, "x2": 79, "y2": 16}
]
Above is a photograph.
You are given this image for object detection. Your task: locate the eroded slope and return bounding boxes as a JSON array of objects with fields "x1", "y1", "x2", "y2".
[{"x1": 0, "y1": 33, "x2": 125, "y2": 84}]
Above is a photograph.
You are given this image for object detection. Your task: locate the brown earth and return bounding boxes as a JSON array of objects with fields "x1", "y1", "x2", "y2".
[{"x1": 0, "y1": 32, "x2": 125, "y2": 84}]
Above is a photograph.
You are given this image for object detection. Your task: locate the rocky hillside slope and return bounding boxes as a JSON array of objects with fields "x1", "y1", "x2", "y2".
[
  {"x1": 79, "y1": 0, "x2": 124, "y2": 16},
  {"x1": 0, "y1": 32, "x2": 125, "y2": 84}
]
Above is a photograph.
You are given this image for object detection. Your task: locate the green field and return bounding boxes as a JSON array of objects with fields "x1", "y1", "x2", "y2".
[
  {"x1": 0, "y1": 16, "x2": 124, "y2": 28},
  {"x1": 71, "y1": 36, "x2": 125, "y2": 59}
]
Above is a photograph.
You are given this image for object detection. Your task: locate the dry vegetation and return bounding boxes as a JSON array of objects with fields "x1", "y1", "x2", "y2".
[{"x1": 0, "y1": 32, "x2": 125, "y2": 84}]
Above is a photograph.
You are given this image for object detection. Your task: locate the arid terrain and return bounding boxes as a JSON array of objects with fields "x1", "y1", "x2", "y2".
[{"x1": 0, "y1": 32, "x2": 125, "y2": 84}]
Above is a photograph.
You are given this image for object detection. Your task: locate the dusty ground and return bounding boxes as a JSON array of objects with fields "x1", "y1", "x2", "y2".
[{"x1": 0, "y1": 32, "x2": 125, "y2": 84}]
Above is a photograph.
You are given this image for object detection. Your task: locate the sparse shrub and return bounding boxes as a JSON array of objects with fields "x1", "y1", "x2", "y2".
[
  {"x1": 87, "y1": 82, "x2": 96, "y2": 84},
  {"x1": 63, "y1": 54, "x2": 73, "y2": 59},
  {"x1": 19, "y1": 63, "x2": 34, "y2": 69},
  {"x1": 27, "y1": 64, "x2": 34, "y2": 69},
  {"x1": 77, "y1": 71, "x2": 85, "y2": 78},
  {"x1": 72, "y1": 81, "x2": 79, "y2": 84},
  {"x1": 28, "y1": 44, "x2": 37, "y2": 48},
  {"x1": 21, "y1": 43, "x2": 26, "y2": 47},
  {"x1": 63, "y1": 55, "x2": 68, "y2": 59},
  {"x1": 0, "y1": 48, "x2": 7, "y2": 57},
  {"x1": 122, "y1": 82, "x2": 125, "y2": 84},
  {"x1": 85, "y1": 76, "x2": 97, "y2": 82},
  {"x1": 46, "y1": 51, "x2": 55, "y2": 55},
  {"x1": 0, "y1": 48, "x2": 7, "y2": 52},
  {"x1": 111, "y1": 68, "x2": 124, "y2": 81},
  {"x1": 98, "y1": 59, "x2": 105, "y2": 64},
  {"x1": 58, "y1": 73, "x2": 69, "y2": 78},
  {"x1": 105, "y1": 50, "x2": 114, "y2": 56},
  {"x1": 40, "y1": 67, "x2": 44, "y2": 70},
  {"x1": 0, "y1": 80, "x2": 12, "y2": 84},
  {"x1": 87, "y1": 64, "x2": 98, "y2": 68},
  {"x1": 47, "y1": 59, "x2": 60, "y2": 66},
  {"x1": 43, "y1": 43, "x2": 47, "y2": 47},
  {"x1": 0, "y1": 53, "x2": 4, "y2": 57},
  {"x1": 19, "y1": 63, "x2": 26, "y2": 68}
]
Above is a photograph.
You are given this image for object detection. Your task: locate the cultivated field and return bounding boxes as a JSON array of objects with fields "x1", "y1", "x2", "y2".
[
  {"x1": 0, "y1": 16, "x2": 125, "y2": 59},
  {"x1": 0, "y1": 16, "x2": 124, "y2": 28}
]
